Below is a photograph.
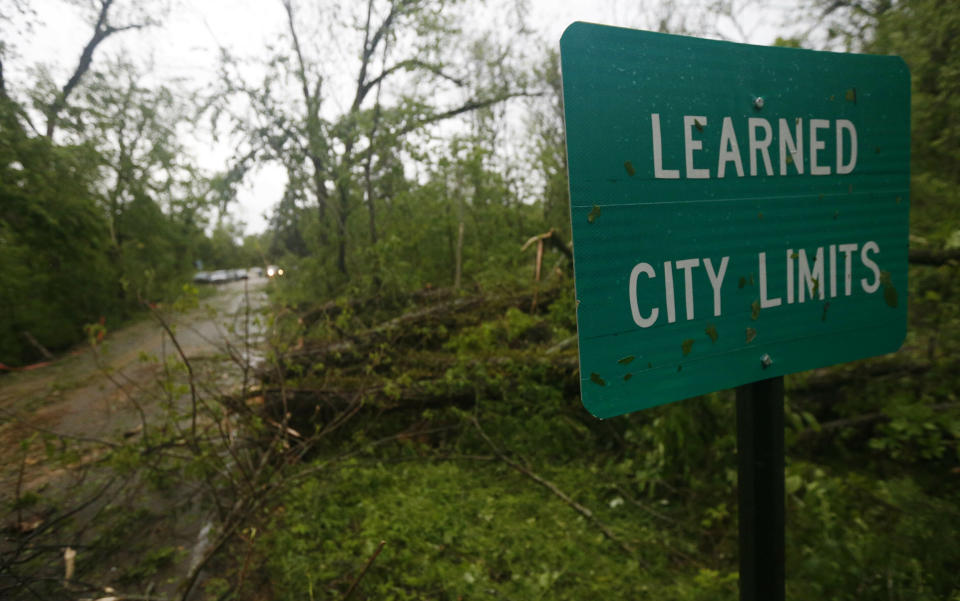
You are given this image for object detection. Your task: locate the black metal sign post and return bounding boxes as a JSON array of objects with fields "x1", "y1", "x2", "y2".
[{"x1": 736, "y1": 376, "x2": 785, "y2": 601}]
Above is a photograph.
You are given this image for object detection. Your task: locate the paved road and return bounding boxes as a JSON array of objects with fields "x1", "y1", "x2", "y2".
[{"x1": 0, "y1": 277, "x2": 268, "y2": 497}]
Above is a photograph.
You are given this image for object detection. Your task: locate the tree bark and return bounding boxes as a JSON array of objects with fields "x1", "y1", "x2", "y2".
[
  {"x1": 909, "y1": 248, "x2": 960, "y2": 266},
  {"x1": 363, "y1": 30, "x2": 389, "y2": 248},
  {"x1": 0, "y1": 56, "x2": 7, "y2": 102},
  {"x1": 283, "y1": 0, "x2": 329, "y2": 241},
  {"x1": 337, "y1": 181, "x2": 350, "y2": 276},
  {"x1": 21, "y1": 331, "x2": 54, "y2": 361},
  {"x1": 454, "y1": 221, "x2": 464, "y2": 290}
]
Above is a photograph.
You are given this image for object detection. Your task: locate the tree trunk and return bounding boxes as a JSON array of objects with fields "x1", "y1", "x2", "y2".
[
  {"x1": 337, "y1": 183, "x2": 349, "y2": 276},
  {"x1": 454, "y1": 222, "x2": 464, "y2": 290},
  {"x1": 310, "y1": 157, "x2": 328, "y2": 245},
  {"x1": 909, "y1": 248, "x2": 960, "y2": 266},
  {"x1": 21, "y1": 331, "x2": 54, "y2": 361}
]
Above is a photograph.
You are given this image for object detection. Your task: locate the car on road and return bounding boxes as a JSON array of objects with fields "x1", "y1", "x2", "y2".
[
  {"x1": 210, "y1": 270, "x2": 230, "y2": 284},
  {"x1": 193, "y1": 267, "x2": 256, "y2": 284}
]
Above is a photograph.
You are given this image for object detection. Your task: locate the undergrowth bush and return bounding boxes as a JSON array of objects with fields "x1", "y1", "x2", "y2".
[{"x1": 248, "y1": 271, "x2": 959, "y2": 600}]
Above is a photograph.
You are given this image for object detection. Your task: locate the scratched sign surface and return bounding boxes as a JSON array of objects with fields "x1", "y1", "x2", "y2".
[{"x1": 560, "y1": 23, "x2": 910, "y2": 418}]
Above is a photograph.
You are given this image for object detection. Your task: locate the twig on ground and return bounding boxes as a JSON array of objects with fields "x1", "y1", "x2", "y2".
[
  {"x1": 148, "y1": 304, "x2": 200, "y2": 443},
  {"x1": 469, "y1": 416, "x2": 635, "y2": 555},
  {"x1": 798, "y1": 401, "x2": 960, "y2": 438},
  {"x1": 342, "y1": 540, "x2": 386, "y2": 601}
]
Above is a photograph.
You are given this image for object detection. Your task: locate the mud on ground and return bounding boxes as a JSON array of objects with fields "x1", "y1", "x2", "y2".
[{"x1": 0, "y1": 277, "x2": 268, "y2": 600}]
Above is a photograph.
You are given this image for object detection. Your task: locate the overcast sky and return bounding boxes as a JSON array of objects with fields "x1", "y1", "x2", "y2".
[{"x1": 8, "y1": 0, "x2": 792, "y2": 235}]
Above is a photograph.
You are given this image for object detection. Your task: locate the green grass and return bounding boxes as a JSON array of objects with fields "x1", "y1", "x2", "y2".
[{"x1": 264, "y1": 456, "x2": 740, "y2": 601}]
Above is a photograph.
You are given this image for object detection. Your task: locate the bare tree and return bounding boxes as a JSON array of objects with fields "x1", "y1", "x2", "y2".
[{"x1": 43, "y1": 0, "x2": 157, "y2": 138}]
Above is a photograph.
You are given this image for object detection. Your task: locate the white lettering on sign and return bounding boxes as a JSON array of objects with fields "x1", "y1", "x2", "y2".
[
  {"x1": 798, "y1": 247, "x2": 825, "y2": 303},
  {"x1": 861, "y1": 241, "x2": 881, "y2": 293},
  {"x1": 675, "y1": 258, "x2": 701, "y2": 319},
  {"x1": 629, "y1": 263, "x2": 659, "y2": 328},
  {"x1": 748, "y1": 118, "x2": 774, "y2": 176},
  {"x1": 839, "y1": 243, "x2": 857, "y2": 296},
  {"x1": 836, "y1": 119, "x2": 858, "y2": 174},
  {"x1": 718, "y1": 117, "x2": 744, "y2": 177},
  {"x1": 629, "y1": 256, "x2": 727, "y2": 328},
  {"x1": 758, "y1": 252, "x2": 781, "y2": 308},
  {"x1": 779, "y1": 118, "x2": 803, "y2": 175},
  {"x1": 703, "y1": 257, "x2": 729, "y2": 317},
  {"x1": 627, "y1": 241, "x2": 884, "y2": 329},
  {"x1": 683, "y1": 117, "x2": 710, "y2": 179},
  {"x1": 650, "y1": 115, "x2": 858, "y2": 178},
  {"x1": 809, "y1": 119, "x2": 831, "y2": 175},
  {"x1": 651, "y1": 114, "x2": 680, "y2": 179}
]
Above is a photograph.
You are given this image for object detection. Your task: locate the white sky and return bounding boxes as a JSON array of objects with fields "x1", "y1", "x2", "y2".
[{"x1": 7, "y1": 0, "x2": 793, "y2": 235}]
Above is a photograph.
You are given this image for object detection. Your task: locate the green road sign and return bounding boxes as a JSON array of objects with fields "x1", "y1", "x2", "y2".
[{"x1": 560, "y1": 23, "x2": 910, "y2": 418}]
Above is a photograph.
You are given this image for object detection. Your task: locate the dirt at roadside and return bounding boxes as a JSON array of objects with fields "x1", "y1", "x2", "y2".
[
  {"x1": 0, "y1": 276, "x2": 267, "y2": 506},
  {"x1": 0, "y1": 277, "x2": 270, "y2": 600}
]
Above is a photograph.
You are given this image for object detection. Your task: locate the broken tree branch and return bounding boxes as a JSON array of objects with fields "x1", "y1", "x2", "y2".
[
  {"x1": 470, "y1": 417, "x2": 635, "y2": 556},
  {"x1": 908, "y1": 248, "x2": 960, "y2": 266},
  {"x1": 342, "y1": 540, "x2": 387, "y2": 600},
  {"x1": 798, "y1": 401, "x2": 960, "y2": 439}
]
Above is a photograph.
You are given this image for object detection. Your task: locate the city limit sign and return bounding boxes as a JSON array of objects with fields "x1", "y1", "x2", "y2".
[{"x1": 560, "y1": 23, "x2": 910, "y2": 418}]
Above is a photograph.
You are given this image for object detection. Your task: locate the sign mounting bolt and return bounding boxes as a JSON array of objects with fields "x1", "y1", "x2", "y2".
[
  {"x1": 760, "y1": 353, "x2": 773, "y2": 369},
  {"x1": 754, "y1": 96, "x2": 765, "y2": 110}
]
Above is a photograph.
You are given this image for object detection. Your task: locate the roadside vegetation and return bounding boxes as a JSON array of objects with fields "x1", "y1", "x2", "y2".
[{"x1": 1, "y1": 0, "x2": 958, "y2": 600}]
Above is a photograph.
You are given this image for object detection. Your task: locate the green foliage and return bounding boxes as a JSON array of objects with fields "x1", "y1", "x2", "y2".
[
  {"x1": 868, "y1": 0, "x2": 960, "y2": 243},
  {"x1": 250, "y1": 262, "x2": 959, "y2": 599},
  {"x1": 246, "y1": 284, "x2": 732, "y2": 598},
  {"x1": 529, "y1": 49, "x2": 571, "y2": 241},
  {"x1": 9, "y1": 490, "x2": 41, "y2": 512},
  {"x1": 202, "y1": 223, "x2": 263, "y2": 271},
  {"x1": 0, "y1": 101, "x2": 121, "y2": 363},
  {"x1": 773, "y1": 36, "x2": 804, "y2": 48},
  {"x1": 266, "y1": 458, "x2": 713, "y2": 601},
  {"x1": 445, "y1": 307, "x2": 542, "y2": 354},
  {"x1": 119, "y1": 545, "x2": 182, "y2": 584},
  {"x1": 788, "y1": 464, "x2": 960, "y2": 600},
  {"x1": 271, "y1": 134, "x2": 559, "y2": 307},
  {"x1": 0, "y1": 56, "x2": 256, "y2": 365}
]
